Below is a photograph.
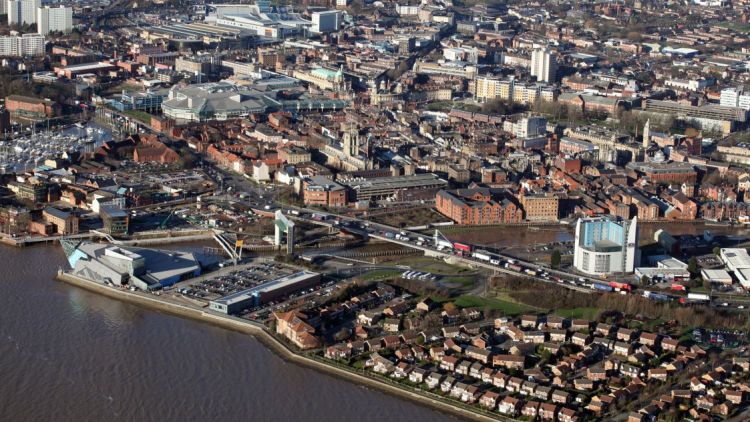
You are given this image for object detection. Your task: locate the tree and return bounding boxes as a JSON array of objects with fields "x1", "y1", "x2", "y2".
[
  {"x1": 550, "y1": 249, "x2": 561, "y2": 269},
  {"x1": 713, "y1": 246, "x2": 721, "y2": 256},
  {"x1": 687, "y1": 256, "x2": 699, "y2": 277}
]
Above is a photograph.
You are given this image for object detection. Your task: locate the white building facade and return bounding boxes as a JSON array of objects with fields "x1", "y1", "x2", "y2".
[
  {"x1": 531, "y1": 48, "x2": 557, "y2": 83},
  {"x1": 0, "y1": 33, "x2": 44, "y2": 56},
  {"x1": 573, "y1": 216, "x2": 640, "y2": 276},
  {"x1": 720, "y1": 87, "x2": 750, "y2": 111},
  {"x1": 7, "y1": 0, "x2": 40, "y2": 25},
  {"x1": 311, "y1": 10, "x2": 341, "y2": 33},
  {"x1": 37, "y1": 6, "x2": 73, "y2": 35}
]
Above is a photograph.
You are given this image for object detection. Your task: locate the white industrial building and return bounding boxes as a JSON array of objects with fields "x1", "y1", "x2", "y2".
[
  {"x1": 36, "y1": 6, "x2": 73, "y2": 35},
  {"x1": 719, "y1": 248, "x2": 750, "y2": 290},
  {"x1": 209, "y1": 271, "x2": 320, "y2": 314},
  {"x1": 7, "y1": 0, "x2": 40, "y2": 25},
  {"x1": 701, "y1": 268, "x2": 733, "y2": 285},
  {"x1": 573, "y1": 216, "x2": 639, "y2": 276},
  {"x1": 311, "y1": 10, "x2": 342, "y2": 33}
]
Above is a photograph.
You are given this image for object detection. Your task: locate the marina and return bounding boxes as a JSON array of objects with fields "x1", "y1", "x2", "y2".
[{"x1": 0, "y1": 123, "x2": 111, "y2": 174}]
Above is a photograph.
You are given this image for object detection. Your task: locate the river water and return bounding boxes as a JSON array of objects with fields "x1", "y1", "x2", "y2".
[{"x1": 0, "y1": 245, "x2": 456, "y2": 422}]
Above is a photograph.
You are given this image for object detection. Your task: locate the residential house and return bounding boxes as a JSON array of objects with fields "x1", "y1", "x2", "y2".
[
  {"x1": 383, "y1": 318, "x2": 400, "y2": 332},
  {"x1": 506, "y1": 377, "x2": 524, "y2": 393},
  {"x1": 571, "y1": 332, "x2": 592, "y2": 347},
  {"x1": 662, "y1": 338, "x2": 679, "y2": 352},
  {"x1": 369, "y1": 352, "x2": 395, "y2": 374},
  {"x1": 440, "y1": 355, "x2": 459, "y2": 372},
  {"x1": 440, "y1": 376, "x2": 456, "y2": 393},
  {"x1": 614, "y1": 341, "x2": 633, "y2": 356},
  {"x1": 525, "y1": 331, "x2": 546, "y2": 344},
  {"x1": 521, "y1": 315, "x2": 538, "y2": 328},
  {"x1": 639, "y1": 332, "x2": 660, "y2": 347},
  {"x1": 648, "y1": 367, "x2": 669, "y2": 382},
  {"x1": 492, "y1": 372, "x2": 508, "y2": 389},
  {"x1": 469, "y1": 362, "x2": 484, "y2": 379},
  {"x1": 534, "y1": 386, "x2": 552, "y2": 401},
  {"x1": 552, "y1": 389, "x2": 571, "y2": 404},
  {"x1": 392, "y1": 362, "x2": 412, "y2": 379},
  {"x1": 595, "y1": 323, "x2": 614, "y2": 337},
  {"x1": 522, "y1": 401, "x2": 541, "y2": 419},
  {"x1": 549, "y1": 329, "x2": 568, "y2": 343},
  {"x1": 493, "y1": 354, "x2": 525, "y2": 370},
  {"x1": 507, "y1": 325, "x2": 525, "y2": 342},
  {"x1": 481, "y1": 367, "x2": 495, "y2": 384},
  {"x1": 425, "y1": 372, "x2": 443, "y2": 389},
  {"x1": 571, "y1": 319, "x2": 590, "y2": 331},
  {"x1": 558, "y1": 406, "x2": 578, "y2": 422},
  {"x1": 456, "y1": 360, "x2": 471, "y2": 376},
  {"x1": 539, "y1": 402, "x2": 558, "y2": 421},
  {"x1": 409, "y1": 367, "x2": 428, "y2": 384},
  {"x1": 465, "y1": 346, "x2": 492, "y2": 364},
  {"x1": 498, "y1": 396, "x2": 521, "y2": 416},
  {"x1": 479, "y1": 391, "x2": 500, "y2": 409}
]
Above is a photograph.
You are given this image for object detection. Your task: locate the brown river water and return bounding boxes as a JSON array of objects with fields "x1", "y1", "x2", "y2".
[{"x1": 0, "y1": 244, "x2": 457, "y2": 422}]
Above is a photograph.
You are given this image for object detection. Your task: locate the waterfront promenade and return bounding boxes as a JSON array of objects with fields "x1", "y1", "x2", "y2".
[{"x1": 55, "y1": 271, "x2": 511, "y2": 422}]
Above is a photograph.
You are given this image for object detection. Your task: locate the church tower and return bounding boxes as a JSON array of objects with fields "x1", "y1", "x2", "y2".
[
  {"x1": 343, "y1": 125, "x2": 358, "y2": 158},
  {"x1": 642, "y1": 119, "x2": 651, "y2": 149}
]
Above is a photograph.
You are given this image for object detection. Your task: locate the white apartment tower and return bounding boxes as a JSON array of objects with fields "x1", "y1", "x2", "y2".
[
  {"x1": 311, "y1": 10, "x2": 342, "y2": 33},
  {"x1": 37, "y1": 6, "x2": 73, "y2": 35},
  {"x1": 531, "y1": 48, "x2": 557, "y2": 83},
  {"x1": 7, "y1": 0, "x2": 40, "y2": 26},
  {"x1": 720, "y1": 87, "x2": 750, "y2": 111},
  {"x1": 0, "y1": 33, "x2": 44, "y2": 56}
]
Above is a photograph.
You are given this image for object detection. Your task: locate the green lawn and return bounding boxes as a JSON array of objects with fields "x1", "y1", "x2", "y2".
[
  {"x1": 122, "y1": 109, "x2": 154, "y2": 123},
  {"x1": 393, "y1": 256, "x2": 471, "y2": 275},
  {"x1": 359, "y1": 269, "x2": 402, "y2": 281},
  {"x1": 691, "y1": 286, "x2": 710, "y2": 294},
  {"x1": 453, "y1": 295, "x2": 536, "y2": 316},
  {"x1": 555, "y1": 307, "x2": 600, "y2": 320},
  {"x1": 444, "y1": 275, "x2": 475, "y2": 287}
]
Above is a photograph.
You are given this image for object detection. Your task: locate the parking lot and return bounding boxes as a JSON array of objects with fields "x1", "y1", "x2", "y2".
[{"x1": 176, "y1": 261, "x2": 298, "y2": 302}]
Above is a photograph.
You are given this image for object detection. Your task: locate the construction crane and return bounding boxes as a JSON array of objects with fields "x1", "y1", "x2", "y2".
[{"x1": 158, "y1": 209, "x2": 176, "y2": 230}]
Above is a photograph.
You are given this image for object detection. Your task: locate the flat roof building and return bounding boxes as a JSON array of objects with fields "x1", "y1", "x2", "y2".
[
  {"x1": 340, "y1": 173, "x2": 448, "y2": 202},
  {"x1": 720, "y1": 248, "x2": 750, "y2": 273},
  {"x1": 209, "y1": 270, "x2": 320, "y2": 314}
]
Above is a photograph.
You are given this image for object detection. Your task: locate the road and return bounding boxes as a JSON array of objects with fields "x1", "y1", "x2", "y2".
[{"x1": 128, "y1": 160, "x2": 750, "y2": 311}]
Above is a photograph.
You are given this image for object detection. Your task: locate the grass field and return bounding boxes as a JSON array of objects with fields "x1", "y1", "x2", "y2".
[
  {"x1": 555, "y1": 307, "x2": 600, "y2": 320},
  {"x1": 369, "y1": 207, "x2": 449, "y2": 228},
  {"x1": 453, "y1": 295, "x2": 536, "y2": 316},
  {"x1": 384, "y1": 256, "x2": 472, "y2": 275},
  {"x1": 122, "y1": 109, "x2": 154, "y2": 123},
  {"x1": 359, "y1": 269, "x2": 402, "y2": 281}
]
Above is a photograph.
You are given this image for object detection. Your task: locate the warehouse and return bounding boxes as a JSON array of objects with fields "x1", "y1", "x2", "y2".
[
  {"x1": 209, "y1": 270, "x2": 320, "y2": 314},
  {"x1": 701, "y1": 269, "x2": 733, "y2": 285}
]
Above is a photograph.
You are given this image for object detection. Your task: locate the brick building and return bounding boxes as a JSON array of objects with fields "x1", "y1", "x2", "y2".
[
  {"x1": 6, "y1": 95, "x2": 58, "y2": 118},
  {"x1": 435, "y1": 188, "x2": 523, "y2": 225},
  {"x1": 303, "y1": 176, "x2": 347, "y2": 207},
  {"x1": 42, "y1": 207, "x2": 79, "y2": 235},
  {"x1": 519, "y1": 191, "x2": 559, "y2": 221}
]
